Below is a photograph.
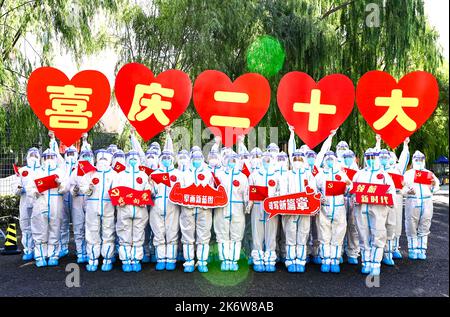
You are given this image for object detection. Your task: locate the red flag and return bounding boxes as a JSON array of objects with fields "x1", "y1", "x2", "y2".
[
  {"x1": 241, "y1": 163, "x2": 250, "y2": 177},
  {"x1": 34, "y1": 174, "x2": 59, "y2": 193},
  {"x1": 249, "y1": 185, "x2": 268, "y2": 201},
  {"x1": 414, "y1": 170, "x2": 433, "y2": 185},
  {"x1": 77, "y1": 160, "x2": 97, "y2": 176},
  {"x1": 311, "y1": 165, "x2": 319, "y2": 176},
  {"x1": 211, "y1": 172, "x2": 221, "y2": 187},
  {"x1": 139, "y1": 165, "x2": 154, "y2": 176},
  {"x1": 388, "y1": 173, "x2": 404, "y2": 190},
  {"x1": 151, "y1": 172, "x2": 171, "y2": 187},
  {"x1": 108, "y1": 186, "x2": 154, "y2": 207},
  {"x1": 113, "y1": 162, "x2": 126, "y2": 173},
  {"x1": 343, "y1": 167, "x2": 357, "y2": 181},
  {"x1": 13, "y1": 164, "x2": 20, "y2": 176},
  {"x1": 325, "y1": 181, "x2": 347, "y2": 196}
]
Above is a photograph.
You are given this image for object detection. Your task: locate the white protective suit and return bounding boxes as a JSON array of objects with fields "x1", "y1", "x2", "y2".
[
  {"x1": 80, "y1": 150, "x2": 116, "y2": 271},
  {"x1": 113, "y1": 151, "x2": 151, "y2": 271},
  {"x1": 215, "y1": 153, "x2": 249, "y2": 271},
  {"x1": 248, "y1": 153, "x2": 280, "y2": 271},
  {"x1": 13, "y1": 148, "x2": 41, "y2": 259},
  {"x1": 353, "y1": 148, "x2": 396, "y2": 275},
  {"x1": 26, "y1": 149, "x2": 68, "y2": 266},
  {"x1": 315, "y1": 152, "x2": 352, "y2": 272},
  {"x1": 281, "y1": 151, "x2": 317, "y2": 272},
  {"x1": 179, "y1": 151, "x2": 214, "y2": 272},
  {"x1": 401, "y1": 151, "x2": 439, "y2": 259}
]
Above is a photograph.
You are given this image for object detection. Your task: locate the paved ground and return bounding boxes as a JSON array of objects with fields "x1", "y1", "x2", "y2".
[{"x1": 0, "y1": 195, "x2": 448, "y2": 297}]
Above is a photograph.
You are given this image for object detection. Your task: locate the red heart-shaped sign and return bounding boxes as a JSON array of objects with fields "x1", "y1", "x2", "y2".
[
  {"x1": 27, "y1": 67, "x2": 110, "y2": 146},
  {"x1": 356, "y1": 70, "x2": 439, "y2": 149},
  {"x1": 193, "y1": 70, "x2": 271, "y2": 146},
  {"x1": 277, "y1": 72, "x2": 355, "y2": 149},
  {"x1": 114, "y1": 63, "x2": 192, "y2": 141}
]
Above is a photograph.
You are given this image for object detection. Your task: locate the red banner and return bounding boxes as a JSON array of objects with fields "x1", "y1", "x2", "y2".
[
  {"x1": 108, "y1": 186, "x2": 153, "y2": 207},
  {"x1": 169, "y1": 182, "x2": 228, "y2": 208},
  {"x1": 35, "y1": 174, "x2": 59, "y2": 193},
  {"x1": 263, "y1": 189, "x2": 322, "y2": 219},
  {"x1": 388, "y1": 173, "x2": 404, "y2": 190},
  {"x1": 355, "y1": 193, "x2": 393, "y2": 206},
  {"x1": 414, "y1": 170, "x2": 433, "y2": 185}
]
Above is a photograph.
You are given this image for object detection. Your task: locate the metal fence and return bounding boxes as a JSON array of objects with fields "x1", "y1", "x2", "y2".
[{"x1": 0, "y1": 132, "x2": 118, "y2": 196}]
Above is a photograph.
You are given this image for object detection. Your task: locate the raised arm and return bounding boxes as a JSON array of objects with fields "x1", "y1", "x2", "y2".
[
  {"x1": 163, "y1": 126, "x2": 174, "y2": 152},
  {"x1": 288, "y1": 125, "x2": 296, "y2": 164},
  {"x1": 80, "y1": 133, "x2": 92, "y2": 152},
  {"x1": 397, "y1": 137, "x2": 410, "y2": 174},
  {"x1": 237, "y1": 134, "x2": 248, "y2": 154},
  {"x1": 315, "y1": 129, "x2": 336, "y2": 168},
  {"x1": 374, "y1": 134, "x2": 381, "y2": 152},
  {"x1": 130, "y1": 127, "x2": 148, "y2": 166}
]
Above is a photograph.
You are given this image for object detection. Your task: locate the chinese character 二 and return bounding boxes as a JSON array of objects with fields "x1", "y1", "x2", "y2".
[
  {"x1": 210, "y1": 90, "x2": 251, "y2": 128},
  {"x1": 45, "y1": 85, "x2": 93, "y2": 129},
  {"x1": 128, "y1": 83, "x2": 175, "y2": 125}
]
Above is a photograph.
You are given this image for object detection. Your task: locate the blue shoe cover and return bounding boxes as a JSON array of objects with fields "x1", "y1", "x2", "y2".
[
  {"x1": 150, "y1": 255, "x2": 157, "y2": 263},
  {"x1": 220, "y1": 261, "x2": 228, "y2": 271},
  {"x1": 296, "y1": 264, "x2": 305, "y2": 273},
  {"x1": 321, "y1": 264, "x2": 330, "y2": 273},
  {"x1": 142, "y1": 255, "x2": 151, "y2": 263},
  {"x1": 198, "y1": 265, "x2": 208, "y2": 273},
  {"x1": 382, "y1": 256, "x2": 395, "y2": 266},
  {"x1": 101, "y1": 263, "x2": 112, "y2": 272},
  {"x1": 417, "y1": 251, "x2": 426, "y2": 260},
  {"x1": 253, "y1": 264, "x2": 264, "y2": 272},
  {"x1": 392, "y1": 250, "x2": 402, "y2": 259},
  {"x1": 230, "y1": 263, "x2": 239, "y2": 271},
  {"x1": 77, "y1": 255, "x2": 88, "y2": 264},
  {"x1": 248, "y1": 257, "x2": 253, "y2": 265},
  {"x1": 305, "y1": 256, "x2": 310, "y2": 264},
  {"x1": 361, "y1": 264, "x2": 371, "y2": 274},
  {"x1": 110, "y1": 256, "x2": 117, "y2": 264},
  {"x1": 155, "y1": 262, "x2": 166, "y2": 271},
  {"x1": 47, "y1": 258, "x2": 59, "y2": 266},
  {"x1": 184, "y1": 265, "x2": 195, "y2": 273},
  {"x1": 165, "y1": 262, "x2": 176, "y2": 271},
  {"x1": 331, "y1": 264, "x2": 340, "y2": 273},
  {"x1": 339, "y1": 257, "x2": 343, "y2": 264},
  {"x1": 86, "y1": 264, "x2": 98, "y2": 272},
  {"x1": 370, "y1": 267, "x2": 381, "y2": 276},
  {"x1": 313, "y1": 256, "x2": 322, "y2": 264},
  {"x1": 408, "y1": 250, "x2": 418, "y2": 260},
  {"x1": 22, "y1": 252, "x2": 34, "y2": 261},
  {"x1": 287, "y1": 264, "x2": 296, "y2": 273},
  {"x1": 122, "y1": 263, "x2": 132, "y2": 272},
  {"x1": 59, "y1": 248, "x2": 69, "y2": 258},
  {"x1": 265, "y1": 265, "x2": 276, "y2": 272},
  {"x1": 347, "y1": 257, "x2": 358, "y2": 265},
  {"x1": 36, "y1": 259, "x2": 47, "y2": 267}
]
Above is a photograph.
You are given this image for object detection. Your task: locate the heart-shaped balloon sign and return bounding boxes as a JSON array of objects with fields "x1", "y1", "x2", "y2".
[
  {"x1": 277, "y1": 72, "x2": 355, "y2": 149},
  {"x1": 27, "y1": 67, "x2": 111, "y2": 146},
  {"x1": 114, "y1": 63, "x2": 192, "y2": 141},
  {"x1": 356, "y1": 70, "x2": 439, "y2": 149},
  {"x1": 193, "y1": 70, "x2": 271, "y2": 146}
]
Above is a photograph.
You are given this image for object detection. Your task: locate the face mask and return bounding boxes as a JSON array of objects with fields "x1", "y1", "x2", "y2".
[
  {"x1": 97, "y1": 159, "x2": 109, "y2": 170},
  {"x1": 129, "y1": 158, "x2": 137, "y2": 167},
  {"x1": 413, "y1": 161, "x2": 425, "y2": 170},
  {"x1": 307, "y1": 157, "x2": 315, "y2": 166},
  {"x1": 44, "y1": 160, "x2": 57, "y2": 169},
  {"x1": 162, "y1": 159, "x2": 171, "y2": 168},
  {"x1": 228, "y1": 161, "x2": 236, "y2": 169},
  {"x1": 66, "y1": 156, "x2": 76, "y2": 164},
  {"x1": 326, "y1": 160, "x2": 334, "y2": 169},
  {"x1": 366, "y1": 159, "x2": 375, "y2": 168},
  {"x1": 389, "y1": 159, "x2": 395, "y2": 165},
  {"x1": 192, "y1": 160, "x2": 202, "y2": 168},
  {"x1": 344, "y1": 157, "x2": 354, "y2": 167},
  {"x1": 292, "y1": 161, "x2": 303, "y2": 170},
  {"x1": 251, "y1": 158, "x2": 261, "y2": 168},
  {"x1": 209, "y1": 159, "x2": 219, "y2": 167},
  {"x1": 380, "y1": 158, "x2": 388, "y2": 166},
  {"x1": 178, "y1": 158, "x2": 189, "y2": 166},
  {"x1": 262, "y1": 161, "x2": 270, "y2": 170}
]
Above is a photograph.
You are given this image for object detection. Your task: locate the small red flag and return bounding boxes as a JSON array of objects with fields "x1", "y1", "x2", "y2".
[
  {"x1": 388, "y1": 173, "x2": 404, "y2": 190},
  {"x1": 13, "y1": 164, "x2": 20, "y2": 176},
  {"x1": 343, "y1": 167, "x2": 357, "y2": 181},
  {"x1": 108, "y1": 186, "x2": 154, "y2": 207},
  {"x1": 34, "y1": 174, "x2": 59, "y2": 193},
  {"x1": 139, "y1": 165, "x2": 154, "y2": 176},
  {"x1": 414, "y1": 170, "x2": 433, "y2": 185},
  {"x1": 211, "y1": 172, "x2": 221, "y2": 187},
  {"x1": 241, "y1": 163, "x2": 250, "y2": 177},
  {"x1": 77, "y1": 160, "x2": 97, "y2": 176},
  {"x1": 151, "y1": 172, "x2": 171, "y2": 187},
  {"x1": 312, "y1": 165, "x2": 319, "y2": 176},
  {"x1": 113, "y1": 162, "x2": 126, "y2": 173},
  {"x1": 325, "y1": 181, "x2": 347, "y2": 196},
  {"x1": 249, "y1": 185, "x2": 268, "y2": 201}
]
